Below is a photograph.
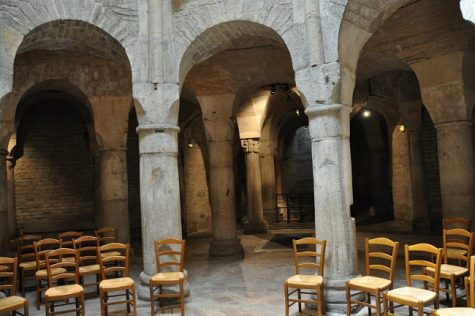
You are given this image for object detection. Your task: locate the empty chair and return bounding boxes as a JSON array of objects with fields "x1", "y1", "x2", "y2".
[
  {"x1": 346, "y1": 237, "x2": 399, "y2": 315},
  {"x1": 284, "y1": 237, "x2": 326, "y2": 316},
  {"x1": 33, "y1": 238, "x2": 63, "y2": 310},
  {"x1": 383, "y1": 243, "x2": 442, "y2": 316},
  {"x1": 58, "y1": 231, "x2": 83, "y2": 249},
  {"x1": 0, "y1": 256, "x2": 29, "y2": 316},
  {"x1": 98, "y1": 243, "x2": 137, "y2": 316},
  {"x1": 95, "y1": 227, "x2": 117, "y2": 246},
  {"x1": 44, "y1": 248, "x2": 85, "y2": 315},
  {"x1": 437, "y1": 228, "x2": 473, "y2": 306},
  {"x1": 433, "y1": 255, "x2": 475, "y2": 315},
  {"x1": 443, "y1": 218, "x2": 472, "y2": 259},
  {"x1": 73, "y1": 235, "x2": 101, "y2": 295},
  {"x1": 16, "y1": 234, "x2": 41, "y2": 295},
  {"x1": 149, "y1": 238, "x2": 186, "y2": 316}
]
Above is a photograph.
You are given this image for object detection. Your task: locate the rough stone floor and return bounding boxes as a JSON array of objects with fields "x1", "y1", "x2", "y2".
[{"x1": 16, "y1": 227, "x2": 460, "y2": 316}]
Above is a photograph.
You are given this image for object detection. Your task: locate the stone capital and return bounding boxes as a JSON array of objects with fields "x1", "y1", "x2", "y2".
[
  {"x1": 241, "y1": 138, "x2": 260, "y2": 154},
  {"x1": 137, "y1": 123, "x2": 179, "y2": 156}
]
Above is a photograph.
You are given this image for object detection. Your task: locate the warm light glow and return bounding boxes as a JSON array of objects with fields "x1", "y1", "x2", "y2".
[
  {"x1": 362, "y1": 110, "x2": 371, "y2": 118},
  {"x1": 187, "y1": 143, "x2": 194, "y2": 148},
  {"x1": 296, "y1": 109, "x2": 300, "y2": 116},
  {"x1": 399, "y1": 125, "x2": 405, "y2": 132}
]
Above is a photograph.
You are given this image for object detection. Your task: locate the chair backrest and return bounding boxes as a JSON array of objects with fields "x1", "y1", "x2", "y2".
[
  {"x1": 95, "y1": 227, "x2": 117, "y2": 246},
  {"x1": 98, "y1": 243, "x2": 129, "y2": 280},
  {"x1": 443, "y1": 217, "x2": 472, "y2": 230},
  {"x1": 405, "y1": 243, "x2": 442, "y2": 297},
  {"x1": 154, "y1": 238, "x2": 186, "y2": 273},
  {"x1": 443, "y1": 228, "x2": 474, "y2": 267},
  {"x1": 292, "y1": 237, "x2": 326, "y2": 276},
  {"x1": 16, "y1": 234, "x2": 41, "y2": 264},
  {"x1": 365, "y1": 237, "x2": 399, "y2": 281},
  {"x1": 0, "y1": 257, "x2": 18, "y2": 296},
  {"x1": 34, "y1": 238, "x2": 62, "y2": 271},
  {"x1": 73, "y1": 235, "x2": 99, "y2": 267},
  {"x1": 45, "y1": 248, "x2": 80, "y2": 287},
  {"x1": 58, "y1": 231, "x2": 83, "y2": 249}
]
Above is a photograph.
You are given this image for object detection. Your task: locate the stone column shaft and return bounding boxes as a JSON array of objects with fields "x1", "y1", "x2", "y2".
[
  {"x1": 306, "y1": 104, "x2": 357, "y2": 313},
  {"x1": 241, "y1": 138, "x2": 267, "y2": 233},
  {"x1": 99, "y1": 148, "x2": 130, "y2": 244},
  {"x1": 0, "y1": 150, "x2": 8, "y2": 255},
  {"x1": 260, "y1": 153, "x2": 277, "y2": 223},
  {"x1": 408, "y1": 130, "x2": 430, "y2": 226},
  {"x1": 435, "y1": 121, "x2": 475, "y2": 222},
  {"x1": 137, "y1": 124, "x2": 184, "y2": 299}
]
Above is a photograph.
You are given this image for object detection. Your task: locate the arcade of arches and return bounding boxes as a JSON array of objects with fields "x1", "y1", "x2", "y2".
[{"x1": 0, "y1": 0, "x2": 474, "y2": 312}]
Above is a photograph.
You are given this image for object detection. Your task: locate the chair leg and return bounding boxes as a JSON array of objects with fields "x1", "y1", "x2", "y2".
[
  {"x1": 345, "y1": 285, "x2": 351, "y2": 316},
  {"x1": 383, "y1": 294, "x2": 388, "y2": 316},
  {"x1": 19, "y1": 268, "x2": 24, "y2": 296},
  {"x1": 316, "y1": 285, "x2": 322, "y2": 316},
  {"x1": 451, "y1": 275, "x2": 457, "y2": 307},
  {"x1": 375, "y1": 289, "x2": 381, "y2": 316},
  {"x1": 75, "y1": 297, "x2": 80, "y2": 316},
  {"x1": 180, "y1": 280, "x2": 185, "y2": 316},
  {"x1": 367, "y1": 292, "x2": 372, "y2": 315},
  {"x1": 321, "y1": 285, "x2": 325, "y2": 315},
  {"x1": 298, "y1": 289, "x2": 302, "y2": 312},
  {"x1": 150, "y1": 283, "x2": 155, "y2": 316},
  {"x1": 132, "y1": 287, "x2": 138, "y2": 316},
  {"x1": 126, "y1": 289, "x2": 131, "y2": 313},
  {"x1": 24, "y1": 298, "x2": 29, "y2": 316},
  {"x1": 35, "y1": 278, "x2": 41, "y2": 310},
  {"x1": 284, "y1": 283, "x2": 289, "y2": 316},
  {"x1": 99, "y1": 290, "x2": 105, "y2": 316}
]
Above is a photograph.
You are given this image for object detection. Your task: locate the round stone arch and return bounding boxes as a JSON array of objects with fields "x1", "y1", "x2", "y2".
[
  {"x1": 0, "y1": 0, "x2": 138, "y2": 101},
  {"x1": 338, "y1": 0, "x2": 412, "y2": 107},
  {"x1": 177, "y1": 20, "x2": 300, "y2": 88}
]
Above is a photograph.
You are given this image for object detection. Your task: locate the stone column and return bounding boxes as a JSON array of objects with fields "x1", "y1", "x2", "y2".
[
  {"x1": 260, "y1": 153, "x2": 277, "y2": 223},
  {"x1": 407, "y1": 129, "x2": 430, "y2": 229},
  {"x1": 98, "y1": 147, "x2": 130, "y2": 244},
  {"x1": 136, "y1": 124, "x2": 184, "y2": 299},
  {"x1": 306, "y1": 104, "x2": 357, "y2": 313},
  {"x1": 435, "y1": 121, "x2": 475, "y2": 222},
  {"x1": 241, "y1": 138, "x2": 268, "y2": 233},
  {"x1": 198, "y1": 95, "x2": 243, "y2": 257},
  {"x1": 0, "y1": 150, "x2": 8, "y2": 255}
]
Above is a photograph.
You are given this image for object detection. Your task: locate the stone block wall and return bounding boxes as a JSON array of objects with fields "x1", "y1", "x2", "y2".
[{"x1": 14, "y1": 103, "x2": 94, "y2": 233}]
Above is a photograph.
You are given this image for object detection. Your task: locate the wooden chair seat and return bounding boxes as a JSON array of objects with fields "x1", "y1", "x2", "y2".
[
  {"x1": 79, "y1": 264, "x2": 100, "y2": 274},
  {"x1": 19, "y1": 261, "x2": 36, "y2": 270},
  {"x1": 0, "y1": 295, "x2": 27, "y2": 312},
  {"x1": 386, "y1": 286, "x2": 437, "y2": 305},
  {"x1": 151, "y1": 271, "x2": 184, "y2": 282},
  {"x1": 35, "y1": 267, "x2": 66, "y2": 278},
  {"x1": 285, "y1": 274, "x2": 323, "y2": 288},
  {"x1": 347, "y1": 275, "x2": 392, "y2": 290},
  {"x1": 434, "y1": 307, "x2": 475, "y2": 315},
  {"x1": 45, "y1": 284, "x2": 83, "y2": 300},
  {"x1": 99, "y1": 276, "x2": 135, "y2": 292},
  {"x1": 427, "y1": 264, "x2": 469, "y2": 278}
]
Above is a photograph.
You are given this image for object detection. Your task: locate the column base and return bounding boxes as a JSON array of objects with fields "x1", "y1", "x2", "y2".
[
  {"x1": 243, "y1": 220, "x2": 268, "y2": 234},
  {"x1": 209, "y1": 238, "x2": 244, "y2": 257},
  {"x1": 137, "y1": 270, "x2": 190, "y2": 301},
  {"x1": 323, "y1": 276, "x2": 357, "y2": 314}
]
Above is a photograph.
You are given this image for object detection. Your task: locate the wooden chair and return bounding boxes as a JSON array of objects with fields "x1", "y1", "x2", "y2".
[
  {"x1": 433, "y1": 256, "x2": 475, "y2": 315},
  {"x1": 33, "y1": 238, "x2": 63, "y2": 310},
  {"x1": 73, "y1": 235, "x2": 101, "y2": 295},
  {"x1": 44, "y1": 248, "x2": 85, "y2": 315},
  {"x1": 95, "y1": 227, "x2": 117, "y2": 245},
  {"x1": 346, "y1": 237, "x2": 399, "y2": 315},
  {"x1": 149, "y1": 238, "x2": 186, "y2": 316},
  {"x1": 16, "y1": 234, "x2": 41, "y2": 295},
  {"x1": 438, "y1": 229, "x2": 474, "y2": 306},
  {"x1": 443, "y1": 218, "x2": 472, "y2": 259},
  {"x1": 0, "y1": 256, "x2": 29, "y2": 316},
  {"x1": 58, "y1": 231, "x2": 83, "y2": 249},
  {"x1": 284, "y1": 237, "x2": 326, "y2": 316},
  {"x1": 98, "y1": 243, "x2": 137, "y2": 316},
  {"x1": 383, "y1": 243, "x2": 442, "y2": 316}
]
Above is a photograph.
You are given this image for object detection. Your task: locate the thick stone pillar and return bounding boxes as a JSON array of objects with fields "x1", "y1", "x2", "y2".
[
  {"x1": 306, "y1": 103, "x2": 358, "y2": 313},
  {"x1": 407, "y1": 129, "x2": 430, "y2": 229},
  {"x1": 0, "y1": 150, "x2": 8, "y2": 255},
  {"x1": 198, "y1": 95, "x2": 243, "y2": 257},
  {"x1": 435, "y1": 121, "x2": 475, "y2": 222},
  {"x1": 260, "y1": 153, "x2": 277, "y2": 223},
  {"x1": 136, "y1": 124, "x2": 184, "y2": 299},
  {"x1": 241, "y1": 138, "x2": 267, "y2": 233},
  {"x1": 98, "y1": 148, "x2": 130, "y2": 244}
]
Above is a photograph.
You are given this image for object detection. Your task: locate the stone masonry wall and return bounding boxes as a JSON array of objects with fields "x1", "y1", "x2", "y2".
[{"x1": 15, "y1": 103, "x2": 94, "y2": 232}]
